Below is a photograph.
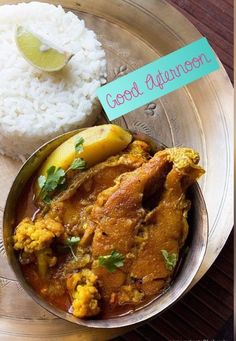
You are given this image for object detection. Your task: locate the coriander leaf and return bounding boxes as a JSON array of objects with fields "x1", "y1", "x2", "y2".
[
  {"x1": 65, "y1": 236, "x2": 81, "y2": 246},
  {"x1": 161, "y1": 250, "x2": 178, "y2": 271},
  {"x1": 68, "y1": 158, "x2": 87, "y2": 171},
  {"x1": 43, "y1": 167, "x2": 65, "y2": 191},
  {"x1": 75, "y1": 136, "x2": 84, "y2": 152},
  {"x1": 55, "y1": 168, "x2": 66, "y2": 180},
  {"x1": 37, "y1": 166, "x2": 66, "y2": 204},
  {"x1": 38, "y1": 175, "x2": 46, "y2": 189},
  {"x1": 63, "y1": 236, "x2": 80, "y2": 260},
  {"x1": 43, "y1": 194, "x2": 52, "y2": 204},
  {"x1": 47, "y1": 165, "x2": 56, "y2": 176},
  {"x1": 43, "y1": 179, "x2": 58, "y2": 192},
  {"x1": 69, "y1": 247, "x2": 77, "y2": 261},
  {"x1": 98, "y1": 250, "x2": 125, "y2": 272}
]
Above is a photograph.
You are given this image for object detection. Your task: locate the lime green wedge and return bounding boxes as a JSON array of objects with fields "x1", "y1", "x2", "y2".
[{"x1": 15, "y1": 26, "x2": 73, "y2": 72}]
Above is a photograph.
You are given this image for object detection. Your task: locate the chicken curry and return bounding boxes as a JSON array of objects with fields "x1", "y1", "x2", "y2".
[{"x1": 13, "y1": 125, "x2": 205, "y2": 319}]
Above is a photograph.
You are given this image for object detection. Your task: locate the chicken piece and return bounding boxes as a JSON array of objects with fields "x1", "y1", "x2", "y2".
[
  {"x1": 45, "y1": 140, "x2": 150, "y2": 240},
  {"x1": 91, "y1": 152, "x2": 171, "y2": 257},
  {"x1": 130, "y1": 148, "x2": 205, "y2": 297},
  {"x1": 67, "y1": 269, "x2": 100, "y2": 318},
  {"x1": 90, "y1": 150, "x2": 172, "y2": 299},
  {"x1": 91, "y1": 148, "x2": 204, "y2": 302},
  {"x1": 13, "y1": 217, "x2": 64, "y2": 253},
  {"x1": 51, "y1": 140, "x2": 150, "y2": 204},
  {"x1": 92, "y1": 265, "x2": 126, "y2": 300}
]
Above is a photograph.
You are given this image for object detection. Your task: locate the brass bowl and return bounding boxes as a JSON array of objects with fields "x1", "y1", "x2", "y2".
[{"x1": 3, "y1": 128, "x2": 208, "y2": 328}]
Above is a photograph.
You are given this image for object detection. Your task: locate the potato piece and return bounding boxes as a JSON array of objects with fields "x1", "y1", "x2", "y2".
[{"x1": 39, "y1": 124, "x2": 132, "y2": 177}]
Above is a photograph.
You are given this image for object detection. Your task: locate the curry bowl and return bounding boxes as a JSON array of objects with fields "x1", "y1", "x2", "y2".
[{"x1": 3, "y1": 127, "x2": 208, "y2": 328}]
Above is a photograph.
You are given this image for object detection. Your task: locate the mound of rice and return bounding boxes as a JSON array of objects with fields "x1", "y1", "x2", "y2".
[{"x1": 0, "y1": 2, "x2": 107, "y2": 160}]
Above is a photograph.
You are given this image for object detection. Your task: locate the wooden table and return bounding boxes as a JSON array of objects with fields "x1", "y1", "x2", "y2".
[{"x1": 113, "y1": 0, "x2": 234, "y2": 340}]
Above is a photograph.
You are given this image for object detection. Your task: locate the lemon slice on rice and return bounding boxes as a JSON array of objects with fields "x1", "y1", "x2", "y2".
[{"x1": 15, "y1": 25, "x2": 73, "y2": 72}]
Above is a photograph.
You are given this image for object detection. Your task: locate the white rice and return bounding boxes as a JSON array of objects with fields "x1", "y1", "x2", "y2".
[{"x1": 0, "y1": 2, "x2": 107, "y2": 160}]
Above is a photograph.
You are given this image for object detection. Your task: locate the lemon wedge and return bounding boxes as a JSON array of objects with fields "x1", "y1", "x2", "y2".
[{"x1": 15, "y1": 25, "x2": 73, "y2": 72}]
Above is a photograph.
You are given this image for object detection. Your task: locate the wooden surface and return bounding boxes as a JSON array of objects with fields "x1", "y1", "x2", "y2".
[
  {"x1": 0, "y1": 0, "x2": 233, "y2": 340},
  {"x1": 115, "y1": 0, "x2": 234, "y2": 339},
  {"x1": 168, "y1": 0, "x2": 234, "y2": 83}
]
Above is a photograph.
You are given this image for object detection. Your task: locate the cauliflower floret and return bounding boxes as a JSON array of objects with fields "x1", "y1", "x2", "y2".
[
  {"x1": 13, "y1": 217, "x2": 64, "y2": 253},
  {"x1": 67, "y1": 269, "x2": 98, "y2": 291},
  {"x1": 67, "y1": 269, "x2": 100, "y2": 318},
  {"x1": 72, "y1": 285, "x2": 100, "y2": 318}
]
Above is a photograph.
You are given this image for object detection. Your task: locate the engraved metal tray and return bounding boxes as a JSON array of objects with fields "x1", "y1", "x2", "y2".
[{"x1": 0, "y1": 0, "x2": 233, "y2": 340}]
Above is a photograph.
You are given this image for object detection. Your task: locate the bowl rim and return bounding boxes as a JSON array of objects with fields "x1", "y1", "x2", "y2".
[{"x1": 3, "y1": 127, "x2": 209, "y2": 328}]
